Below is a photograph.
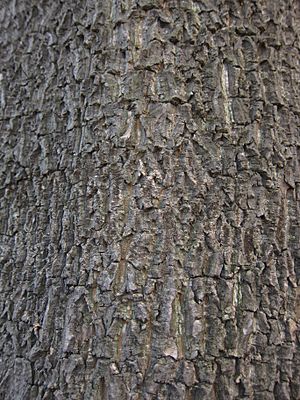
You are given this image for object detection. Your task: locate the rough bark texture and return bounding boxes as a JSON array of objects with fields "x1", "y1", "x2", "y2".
[{"x1": 0, "y1": 1, "x2": 300, "y2": 399}]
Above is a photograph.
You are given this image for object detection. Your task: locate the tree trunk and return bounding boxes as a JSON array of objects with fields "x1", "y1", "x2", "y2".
[{"x1": 0, "y1": 1, "x2": 299, "y2": 399}]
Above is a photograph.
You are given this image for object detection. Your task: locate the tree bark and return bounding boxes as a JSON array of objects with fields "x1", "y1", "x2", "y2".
[{"x1": 0, "y1": 1, "x2": 299, "y2": 399}]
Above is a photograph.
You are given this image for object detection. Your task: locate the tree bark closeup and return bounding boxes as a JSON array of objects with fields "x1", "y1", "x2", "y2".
[{"x1": 0, "y1": 0, "x2": 299, "y2": 399}]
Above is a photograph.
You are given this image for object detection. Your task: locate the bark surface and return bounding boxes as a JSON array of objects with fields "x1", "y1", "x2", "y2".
[{"x1": 0, "y1": 1, "x2": 300, "y2": 399}]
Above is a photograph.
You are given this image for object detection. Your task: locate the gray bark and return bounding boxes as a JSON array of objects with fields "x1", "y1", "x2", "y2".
[{"x1": 0, "y1": 0, "x2": 299, "y2": 399}]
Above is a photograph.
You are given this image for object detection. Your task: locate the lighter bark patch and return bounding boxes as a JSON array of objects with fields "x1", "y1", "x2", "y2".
[{"x1": 221, "y1": 63, "x2": 234, "y2": 126}]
